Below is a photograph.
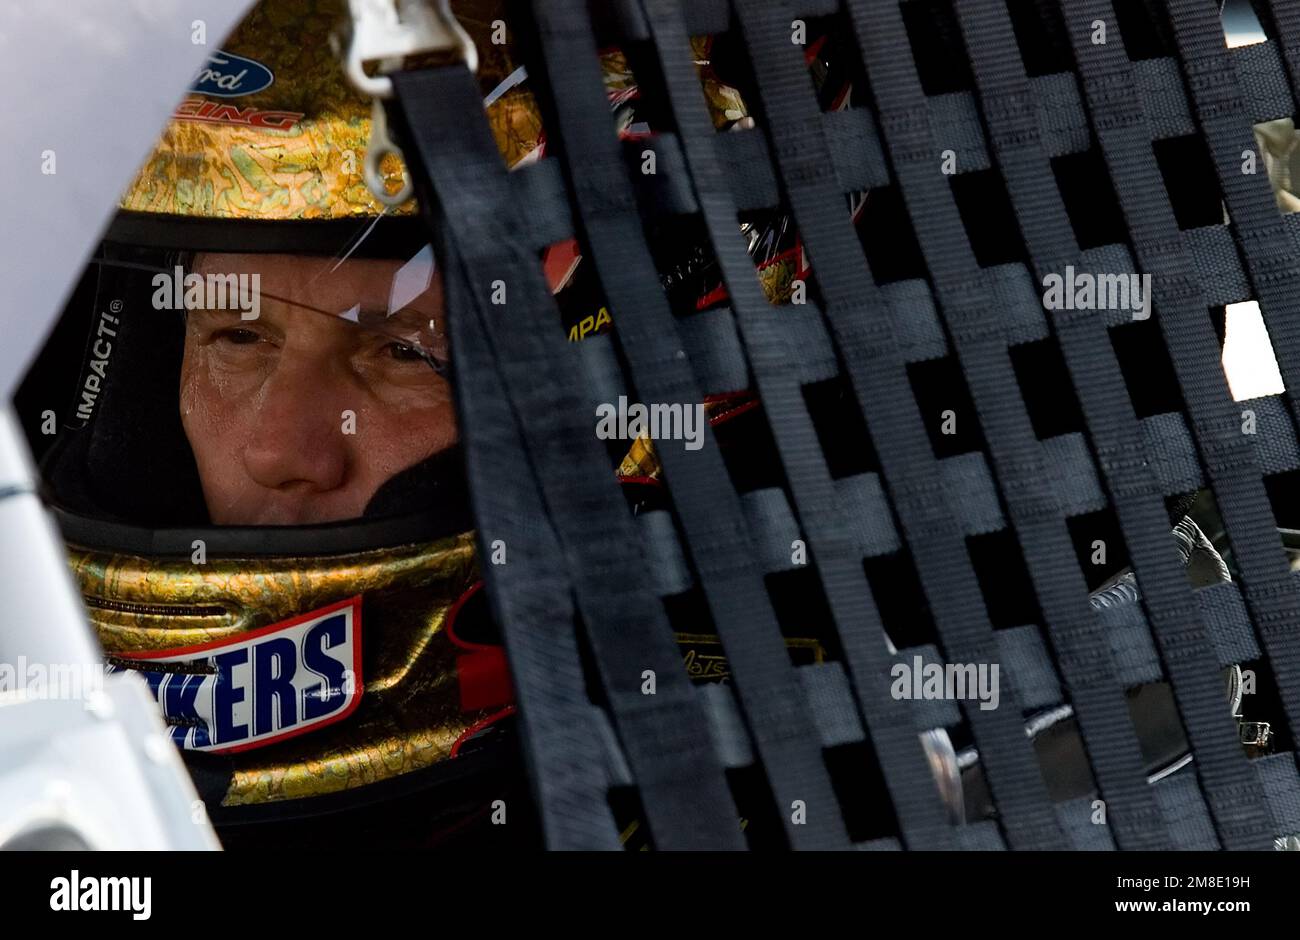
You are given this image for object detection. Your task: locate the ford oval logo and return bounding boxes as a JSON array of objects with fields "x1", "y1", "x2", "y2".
[{"x1": 190, "y1": 51, "x2": 274, "y2": 98}]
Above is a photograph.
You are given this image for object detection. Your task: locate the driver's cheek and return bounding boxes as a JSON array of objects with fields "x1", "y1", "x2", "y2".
[
  {"x1": 345, "y1": 385, "x2": 457, "y2": 494},
  {"x1": 180, "y1": 352, "x2": 260, "y2": 479}
]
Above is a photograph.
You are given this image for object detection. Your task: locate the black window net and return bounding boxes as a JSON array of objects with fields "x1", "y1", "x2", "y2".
[{"x1": 389, "y1": 0, "x2": 1300, "y2": 850}]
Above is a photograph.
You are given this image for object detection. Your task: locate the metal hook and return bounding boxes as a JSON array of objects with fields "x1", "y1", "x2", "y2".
[
  {"x1": 342, "y1": 0, "x2": 475, "y2": 204},
  {"x1": 364, "y1": 99, "x2": 414, "y2": 208}
]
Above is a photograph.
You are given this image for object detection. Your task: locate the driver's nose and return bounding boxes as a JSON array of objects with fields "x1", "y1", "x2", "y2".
[{"x1": 241, "y1": 353, "x2": 349, "y2": 495}]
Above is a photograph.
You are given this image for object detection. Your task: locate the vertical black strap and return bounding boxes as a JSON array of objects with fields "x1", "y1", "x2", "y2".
[
  {"x1": 441, "y1": 233, "x2": 618, "y2": 849},
  {"x1": 729, "y1": 0, "x2": 1066, "y2": 849},
  {"x1": 844, "y1": 0, "x2": 1171, "y2": 850},
  {"x1": 523, "y1": 0, "x2": 855, "y2": 850},
  {"x1": 393, "y1": 64, "x2": 745, "y2": 850},
  {"x1": 1057, "y1": 0, "x2": 1276, "y2": 849}
]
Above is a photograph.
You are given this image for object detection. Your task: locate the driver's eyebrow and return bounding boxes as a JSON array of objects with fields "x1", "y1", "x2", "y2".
[
  {"x1": 185, "y1": 306, "x2": 286, "y2": 343},
  {"x1": 186, "y1": 305, "x2": 252, "y2": 323}
]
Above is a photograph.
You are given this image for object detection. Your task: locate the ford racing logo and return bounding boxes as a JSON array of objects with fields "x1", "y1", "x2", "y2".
[
  {"x1": 190, "y1": 51, "x2": 274, "y2": 98},
  {"x1": 112, "y1": 597, "x2": 362, "y2": 753}
]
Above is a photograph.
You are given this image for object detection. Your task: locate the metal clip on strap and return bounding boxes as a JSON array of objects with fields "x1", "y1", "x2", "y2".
[
  {"x1": 344, "y1": 0, "x2": 478, "y2": 206},
  {"x1": 345, "y1": 0, "x2": 477, "y2": 99}
]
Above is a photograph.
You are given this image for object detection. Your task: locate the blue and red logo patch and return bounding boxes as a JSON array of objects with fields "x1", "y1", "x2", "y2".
[
  {"x1": 112, "y1": 597, "x2": 362, "y2": 753},
  {"x1": 190, "y1": 51, "x2": 275, "y2": 98}
]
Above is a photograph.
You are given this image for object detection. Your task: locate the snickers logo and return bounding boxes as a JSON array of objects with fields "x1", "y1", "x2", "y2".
[{"x1": 113, "y1": 597, "x2": 362, "y2": 753}]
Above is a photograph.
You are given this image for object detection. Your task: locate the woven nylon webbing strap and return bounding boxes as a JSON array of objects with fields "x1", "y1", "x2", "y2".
[
  {"x1": 525, "y1": 1, "x2": 856, "y2": 850},
  {"x1": 952, "y1": 0, "x2": 1263, "y2": 850},
  {"x1": 839, "y1": 0, "x2": 1177, "y2": 850},
  {"x1": 729, "y1": 0, "x2": 1065, "y2": 848},
  {"x1": 391, "y1": 0, "x2": 1300, "y2": 850},
  {"x1": 394, "y1": 66, "x2": 745, "y2": 850},
  {"x1": 635, "y1": 0, "x2": 958, "y2": 848},
  {"x1": 1059, "y1": 0, "x2": 1281, "y2": 848},
  {"x1": 954, "y1": 0, "x2": 1283, "y2": 850},
  {"x1": 1164, "y1": 0, "x2": 1300, "y2": 754}
]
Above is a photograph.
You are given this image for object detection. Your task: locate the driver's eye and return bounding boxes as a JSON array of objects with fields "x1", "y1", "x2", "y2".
[
  {"x1": 215, "y1": 328, "x2": 262, "y2": 345},
  {"x1": 385, "y1": 341, "x2": 426, "y2": 362}
]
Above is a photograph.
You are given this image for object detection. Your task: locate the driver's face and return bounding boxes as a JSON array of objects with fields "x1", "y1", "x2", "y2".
[{"x1": 179, "y1": 251, "x2": 456, "y2": 525}]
